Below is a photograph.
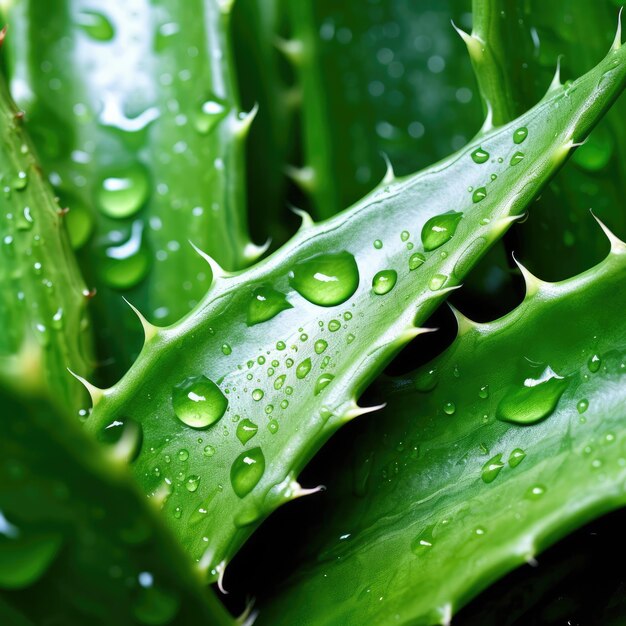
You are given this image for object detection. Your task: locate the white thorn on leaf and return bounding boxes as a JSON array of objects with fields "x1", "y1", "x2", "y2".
[
  {"x1": 440, "y1": 602, "x2": 453, "y2": 626},
  {"x1": 233, "y1": 102, "x2": 259, "y2": 138},
  {"x1": 612, "y1": 7, "x2": 623, "y2": 51},
  {"x1": 122, "y1": 297, "x2": 158, "y2": 342},
  {"x1": 480, "y1": 99, "x2": 495, "y2": 134},
  {"x1": 274, "y1": 37, "x2": 304, "y2": 63},
  {"x1": 548, "y1": 55, "x2": 563, "y2": 92},
  {"x1": 285, "y1": 164, "x2": 316, "y2": 192},
  {"x1": 189, "y1": 240, "x2": 229, "y2": 279},
  {"x1": 451, "y1": 20, "x2": 483, "y2": 61},
  {"x1": 67, "y1": 368, "x2": 104, "y2": 406},
  {"x1": 289, "y1": 480, "x2": 326, "y2": 500},
  {"x1": 243, "y1": 238, "x2": 272, "y2": 263},
  {"x1": 431, "y1": 284, "x2": 463, "y2": 299},
  {"x1": 400, "y1": 326, "x2": 438, "y2": 344},
  {"x1": 289, "y1": 205, "x2": 315, "y2": 229},
  {"x1": 591, "y1": 209, "x2": 626, "y2": 253},
  {"x1": 344, "y1": 402, "x2": 387, "y2": 420},
  {"x1": 381, "y1": 152, "x2": 395, "y2": 183},
  {"x1": 237, "y1": 599, "x2": 258, "y2": 626},
  {"x1": 447, "y1": 303, "x2": 477, "y2": 336},
  {"x1": 216, "y1": 560, "x2": 228, "y2": 594},
  {"x1": 512, "y1": 252, "x2": 544, "y2": 297}
]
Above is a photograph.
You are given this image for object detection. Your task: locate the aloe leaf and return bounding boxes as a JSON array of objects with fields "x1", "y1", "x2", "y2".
[
  {"x1": 74, "y1": 40, "x2": 626, "y2": 584},
  {"x1": 256, "y1": 225, "x2": 626, "y2": 626},
  {"x1": 0, "y1": 376, "x2": 234, "y2": 626},
  {"x1": 0, "y1": 50, "x2": 92, "y2": 415},
  {"x1": 2, "y1": 0, "x2": 257, "y2": 379}
]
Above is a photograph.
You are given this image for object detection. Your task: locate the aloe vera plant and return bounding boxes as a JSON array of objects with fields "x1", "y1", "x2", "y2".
[
  {"x1": 3, "y1": 2, "x2": 626, "y2": 623},
  {"x1": 257, "y1": 225, "x2": 626, "y2": 625},
  {"x1": 80, "y1": 41, "x2": 626, "y2": 583}
]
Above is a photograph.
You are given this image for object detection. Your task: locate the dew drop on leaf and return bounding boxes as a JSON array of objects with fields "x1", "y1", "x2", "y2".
[
  {"x1": 421, "y1": 212, "x2": 462, "y2": 251},
  {"x1": 97, "y1": 165, "x2": 149, "y2": 219},
  {"x1": 172, "y1": 375, "x2": 228, "y2": 429},
  {"x1": 230, "y1": 447, "x2": 265, "y2": 498},
  {"x1": 246, "y1": 285, "x2": 292, "y2": 326},
  {"x1": 372, "y1": 269, "x2": 397, "y2": 295}
]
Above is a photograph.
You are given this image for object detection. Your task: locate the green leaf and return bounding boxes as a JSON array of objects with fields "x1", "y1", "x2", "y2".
[
  {"x1": 0, "y1": 380, "x2": 234, "y2": 626},
  {"x1": 257, "y1": 230, "x2": 626, "y2": 626},
  {"x1": 2, "y1": 0, "x2": 257, "y2": 379},
  {"x1": 83, "y1": 41, "x2": 626, "y2": 581}
]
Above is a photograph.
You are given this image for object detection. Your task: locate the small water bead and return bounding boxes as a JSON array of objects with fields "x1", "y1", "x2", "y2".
[
  {"x1": 296, "y1": 358, "x2": 312, "y2": 379},
  {"x1": 443, "y1": 401, "x2": 455, "y2": 415},
  {"x1": 257, "y1": 356, "x2": 266, "y2": 365},
  {"x1": 178, "y1": 449, "x2": 189, "y2": 461},
  {"x1": 236, "y1": 419, "x2": 258, "y2": 445},
  {"x1": 510, "y1": 151, "x2": 525, "y2": 166},
  {"x1": 99, "y1": 222, "x2": 151, "y2": 290},
  {"x1": 97, "y1": 165, "x2": 149, "y2": 219},
  {"x1": 194, "y1": 97, "x2": 228, "y2": 134},
  {"x1": 203, "y1": 445, "x2": 216, "y2": 457},
  {"x1": 314, "y1": 373, "x2": 335, "y2": 395},
  {"x1": 328, "y1": 319, "x2": 341, "y2": 332},
  {"x1": 490, "y1": 174, "x2": 497, "y2": 181},
  {"x1": 482, "y1": 453, "x2": 504, "y2": 483},
  {"x1": 265, "y1": 404, "x2": 274, "y2": 414},
  {"x1": 588, "y1": 354, "x2": 601, "y2": 373},
  {"x1": 285, "y1": 386, "x2": 293, "y2": 395},
  {"x1": 409, "y1": 252, "x2": 425, "y2": 271},
  {"x1": 268, "y1": 420, "x2": 279, "y2": 434},
  {"x1": 429, "y1": 273, "x2": 447, "y2": 291},
  {"x1": 280, "y1": 399, "x2": 289, "y2": 409},
  {"x1": 421, "y1": 212, "x2": 463, "y2": 251},
  {"x1": 276, "y1": 341, "x2": 286, "y2": 351},
  {"x1": 478, "y1": 385, "x2": 489, "y2": 399},
  {"x1": 285, "y1": 358, "x2": 294, "y2": 368},
  {"x1": 372, "y1": 269, "x2": 397, "y2": 295},
  {"x1": 230, "y1": 447, "x2": 265, "y2": 498},
  {"x1": 172, "y1": 375, "x2": 228, "y2": 429},
  {"x1": 411, "y1": 525, "x2": 435, "y2": 554},
  {"x1": 247, "y1": 285, "x2": 292, "y2": 326},
  {"x1": 12, "y1": 171, "x2": 28, "y2": 190},
  {"x1": 577, "y1": 399, "x2": 589, "y2": 414},
  {"x1": 373, "y1": 239, "x2": 383, "y2": 249},
  {"x1": 470, "y1": 147, "x2": 490, "y2": 164},
  {"x1": 185, "y1": 475, "x2": 200, "y2": 492},
  {"x1": 77, "y1": 9, "x2": 114, "y2": 41},
  {"x1": 400, "y1": 230, "x2": 410, "y2": 242},
  {"x1": 343, "y1": 311, "x2": 353, "y2": 321},
  {"x1": 274, "y1": 374, "x2": 286, "y2": 390},
  {"x1": 289, "y1": 251, "x2": 359, "y2": 306},
  {"x1": 526, "y1": 485, "x2": 546, "y2": 500},
  {"x1": 508, "y1": 448, "x2": 526, "y2": 468},
  {"x1": 252, "y1": 389, "x2": 264, "y2": 401},
  {"x1": 496, "y1": 367, "x2": 568, "y2": 425},
  {"x1": 221, "y1": 344, "x2": 232, "y2": 356},
  {"x1": 472, "y1": 187, "x2": 487, "y2": 203},
  {"x1": 174, "y1": 507, "x2": 182, "y2": 519},
  {"x1": 513, "y1": 127, "x2": 528, "y2": 144},
  {"x1": 415, "y1": 367, "x2": 438, "y2": 392},
  {"x1": 51, "y1": 308, "x2": 64, "y2": 330},
  {"x1": 347, "y1": 333, "x2": 355, "y2": 344}
]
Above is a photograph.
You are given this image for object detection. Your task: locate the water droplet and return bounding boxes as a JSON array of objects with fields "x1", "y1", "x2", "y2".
[
  {"x1": 373, "y1": 239, "x2": 383, "y2": 249},
  {"x1": 508, "y1": 448, "x2": 526, "y2": 468},
  {"x1": 172, "y1": 375, "x2": 228, "y2": 429},
  {"x1": 443, "y1": 401, "x2": 456, "y2": 415},
  {"x1": 230, "y1": 447, "x2": 265, "y2": 498},
  {"x1": 513, "y1": 127, "x2": 528, "y2": 144},
  {"x1": 97, "y1": 165, "x2": 149, "y2": 219},
  {"x1": 203, "y1": 445, "x2": 216, "y2": 457},
  {"x1": 289, "y1": 251, "x2": 359, "y2": 306},
  {"x1": 252, "y1": 389, "x2": 264, "y2": 401},
  {"x1": 372, "y1": 269, "x2": 397, "y2": 295},
  {"x1": 588, "y1": 354, "x2": 601, "y2": 373},
  {"x1": 77, "y1": 10, "x2": 114, "y2": 41},
  {"x1": 194, "y1": 97, "x2": 228, "y2": 134},
  {"x1": 577, "y1": 398, "x2": 589, "y2": 414},
  {"x1": 268, "y1": 419, "x2": 279, "y2": 434},
  {"x1": 314, "y1": 373, "x2": 335, "y2": 395},
  {"x1": 328, "y1": 319, "x2": 341, "y2": 332},
  {"x1": 235, "y1": 419, "x2": 258, "y2": 445},
  {"x1": 472, "y1": 187, "x2": 487, "y2": 203},
  {"x1": 526, "y1": 484, "x2": 546, "y2": 500},
  {"x1": 479, "y1": 454, "x2": 504, "y2": 485},
  {"x1": 185, "y1": 475, "x2": 200, "y2": 492},
  {"x1": 510, "y1": 151, "x2": 525, "y2": 166},
  {"x1": 400, "y1": 230, "x2": 410, "y2": 241},
  {"x1": 315, "y1": 339, "x2": 328, "y2": 354},
  {"x1": 478, "y1": 385, "x2": 489, "y2": 399},
  {"x1": 429, "y1": 273, "x2": 447, "y2": 291},
  {"x1": 409, "y1": 252, "x2": 425, "y2": 271},
  {"x1": 296, "y1": 358, "x2": 311, "y2": 379},
  {"x1": 12, "y1": 171, "x2": 28, "y2": 191},
  {"x1": 247, "y1": 285, "x2": 292, "y2": 326},
  {"x1": 411, "y1": 525, "x2": 435, "y2": 554},
  {"x1": 274, "y1": 374, "x2": 286, "y2": 390},
  {"x1": 421, "y1": 212, "x2": 463, "y2": 251},
  {"x1": 178, "y1": 449, "x2": 189, "y2": 461},
  {"x1": 471, "y1": 147, "x2": 489, "y2": 164},
  {"x1": 221, "y1": 343, "x2": 232, "y2": 356},
  {"x1": 496, "y1": 367, "x2": 568, "y2": 425},
  {"x1": 415, "y1": 367, "x2": 438, "y2": 392}
]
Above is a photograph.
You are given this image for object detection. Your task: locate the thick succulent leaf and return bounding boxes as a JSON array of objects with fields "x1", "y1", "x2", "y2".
[
  {"x1": 0, "y1": 58, "x2": 92, "y2": 415},
  {"x1": 0, "y1": 379, "x2": 234, "y2": 626},
  {"x1": 257, "y1": 232, "x2": 626, "y2": 626},
  {"x1": 467, "y1": 0, "x2": 626, "y2": 278},
  {"x1": 82, "y1": 43, "x2": 626, "y2": 581},
  {"x1": 2, "y1": 0, "x2": 256, "y2": 379}
]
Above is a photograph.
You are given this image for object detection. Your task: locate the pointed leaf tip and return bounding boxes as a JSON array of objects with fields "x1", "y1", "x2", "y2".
[
  {"x1": 243, "y1": 238, "x2": 271, "y2": 263},
  {"x1": 344, "y1": 402, "x2": 387, "y2": 420},
  {"x1": 512, "y1": 252, "x2": 545, "y2": 297},
  {"x1": 122, "y1": 297, "x2": 158, "y2": 342},
  {"x1": 590, "y1": 210, "x2": 626, "y2": 253},
  {"x1": 447, "y1": 303, "x2": 478, "y2": 336},
  {"x1": 67, "y1": 368, "x2": 104, "y2": 406},
  {"x1": 380, "y1": 152, "x2": 395, "y2": 183},
  {"x1": 289, "y1": 205, "x2": 314, "y2": 229},
  {"x1": 612, "y1": 7, "x2": 624, "y2": 51},
  {"x1": 188, "y1": 240, "x2": 228, "y2": 279}
]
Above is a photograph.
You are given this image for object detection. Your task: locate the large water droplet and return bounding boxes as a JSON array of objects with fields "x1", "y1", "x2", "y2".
[
  {"x1": 409, "y1": 252, "x2": 425, "y2": 271},
  {"x1": 471, "y1": 147, "x2": 489, "y2": 164},
  {"x1": 314, "y1": 339, "x2": 328, "y2": 354},
  {"x1": 172, "y1": 375, "x2": 228, "y2": 429},
  {"x1": 97, "y1": 165, "x2": 149, "y2": 219},
  {"x1": 421, "y1": 212, "x2": 463, "y2": 251},
  {"x1": 481, "y1": 453, "x2": 504, "y2": 483},
  {"x1": 289, "y1": 251, "x2": 359, "y2": 306},
  {"x1": 77, "y1": 10, "x2": 115, "y2": 41},
  {"x1": 194, "y1": 98, "x2": 228, "y2": 134},
  {"x1": 513, "y1": 127, "x2": 528, "y2": 144},
  {"x1": 314, "y1": 373, "x2": 335, "y2": 395},
  {"x1": 508, "y1": 448, "x2": 526, "y2": 467},
  {"x1": 372, "y1": 269, "x2": 397, "y2": 295},
  {"x1": 247, "y1": 285, "x2": 293, "y2": 326},
  {"x1": 236, "y1": 419, "x2": 258, "y2": 445},
  {"x1": 510, "y1": 151, "x2": 525, "y2": 166},
  {"x1": 472, "y1": 187, "x2": 487, "y2": 203},
  {"x1": 296, "y1": 358, "x2": 312, "y2": 379},
  {"x1": 588, "y1": 354, "x2": 601, "y2": 373},
  {"x1": 496, "y1": 367, "x2": 568, "y2": 425},
  {"x1": 231, "y1": 447, "x2": 265, "y2": 498}
]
